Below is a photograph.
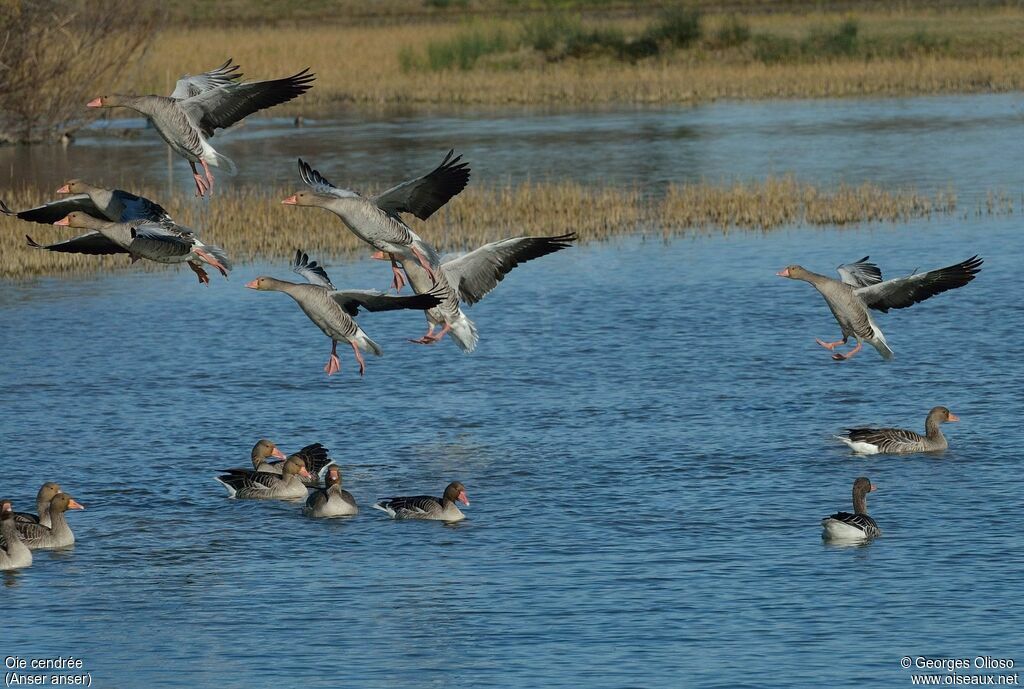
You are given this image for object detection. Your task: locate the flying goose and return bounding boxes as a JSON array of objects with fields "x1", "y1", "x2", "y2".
[
  {"x1": 87, "y1": 59, "x2": 315, "y2": 196},
  {"x1": 12, "y1": 482, "x2": 62, "y2": 530},
  {"x1": 11, "y1": 492, "x2": 85, "y2": 550},
  {"x1": 777, "y1": 255, "x2": 982, "y2": 360},
  {"x1": 245, "y1": 250, "x2": 443, "y2": 376},
  {"x1": 373, "y1": 481, "x2": 469, "y2": 522},
  {"x1": 53, "y1": 211, "x2": 230, "y2": 283},
  {"x1": 378, "y1": 232, "x2": 577, "y2": 351},
  {"x1": 822, "y1": 477, "x2": 881, "y2": 541},
  {"x1": 282, "y1": 151, "x2": 470, "y2": 290},
  {"x1": 215, "y1": 456, "x2": 311, "y2": 500},
  {"x1": 0, "y1": 501, "x2": 32, "y2": 570},
  {"x1": 838, "y1": 406, "x2": 958, "y2": 454},
  {"x1": 2, "y1": 179, "x2": 171, "y2": 227},
  {"x1": 304, "y1": 466, "x2": 358, "y2": 518}
]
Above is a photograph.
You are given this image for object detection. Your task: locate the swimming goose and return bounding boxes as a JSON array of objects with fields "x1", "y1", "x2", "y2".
[
  {"x1": 2, "y1": 180, "x2": 171, "y2": 226},
  {"x1": 249, "y1": 438, "x2": 288, "y2": 468},
  {"x1": 215, "y1": 456, "x2": 311, "y2": 500},
  {"x1": 282, "y1": 151, "x2": 470, "y2": 290},
  {"x1": 822, "y1": 477, "x2": 881, "y2": 541},
  {"x1": 378, "y1": 232, "x2": 577, "y2": 351},
  {"x1": 245, "y1": 250, "x2": 443, "y2": 376},
  {"x1": 838, "y1": 406, "x2": 958, "y2": 454},
  {"x1": 373, "y1": 481, "x2": 469, "y2": 522},
  {"x1": 303, "y1": 466, "x2": 358, "y2": 518},
  {"x1": 255, "y1": 443, "x2": 335, "y2": 487},
  {"x1": 0, "y1": 501, "x2": 32, "y2": 570},
  {"x1": 53, "y1": 211, "x2": 231, "y2": 283},
  {"x1": 777, "y1": 255, "x2": 982, "y2": 360},
  {"x1": 13, "y1": 493, "x2": 84, "y2": 550},
  {"x1": 87, "y1": 59, "x2": 315, "y2": 196},
  {"x1": 12, "y1": 482, "x2": 62, "y2": 530}
]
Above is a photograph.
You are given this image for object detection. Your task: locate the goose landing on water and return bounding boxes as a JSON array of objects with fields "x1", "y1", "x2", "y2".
[
  {"x1": 822, "y1": 477, "x2": 881, "y2": 542},
  {"x1": 777, "y1": 255, "x2": 982, "y2": 361},
  {"x1": 838, "y1": 406, "x2": 958, "y2": 454}
]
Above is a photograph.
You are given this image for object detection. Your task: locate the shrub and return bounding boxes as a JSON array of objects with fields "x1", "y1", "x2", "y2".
[
  {"x1": 713, "y1": 15, "x2": 751, "y2": 49},
  {"x1": 646, "y1": 6, "x2": 702, "y2": 48},
  {"x1": 424, "y1": 26, "x2": 510, "y2": 70},
  {"x1": 805, "y1": 18, "x2": 859, "y2": 58}
]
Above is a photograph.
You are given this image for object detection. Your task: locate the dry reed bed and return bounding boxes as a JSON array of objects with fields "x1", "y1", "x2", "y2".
[
  {"x1": 0, "y1": 178, "x2": 956, "y2": 279},
  {"x1": 128, "y1": 9, "x2": 1024, "y2": 108}
]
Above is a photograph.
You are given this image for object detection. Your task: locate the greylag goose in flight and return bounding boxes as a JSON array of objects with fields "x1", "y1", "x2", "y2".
[
  {"x1": 378, "y1": 232, "x2": 577, "y2": 351},
  {"x1": 838, "y1": 406, "x2": 958, "y2": 454},
  {"x1": 373, "y1": 481, "x2": 469, "y2": 522},
  {"x1": 10, "y1": 492, "x2": 84, "y2": 550},
  {"x1": 53, "y1": 211, "x2": 231, "y2": 283},
  {"x1": 304, "y1": 466, "x2": 358, "y2": 518},
  {"x1": 821, "y1": 477, "x2": 881, "y2": 541},
  {"x1": 245, "y1": 250, "x2": 443, "y2": 376},
  {"x1": 777, "y1": 255, "x2": 982, "y2": 360},
  {"x1": 282, "y1": 151, "x2": 470, "y2": 290},
  {"x1": 215, "y1": 456, "x2": 311, "y2": 501},
  {"x1": 2, "y1": 180, "x2": 171, "y2": 226},
  {"x1": 0, "y1": 501, "x2": 32, "y2": 570},
  {"x1": 87, "y1": 59, "x2": 315, "y2": 196},
  {"x1": 12, "y1": 482, "x2": 62, "y2": 530}
]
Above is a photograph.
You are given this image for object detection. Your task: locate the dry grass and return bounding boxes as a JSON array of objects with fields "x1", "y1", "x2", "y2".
[
  {"x1": 0, "y1": 177, "x2": 958, "y2": 279},
  {"x1": 122, "y1": 8, "x2": 1024, "y2": 109}
]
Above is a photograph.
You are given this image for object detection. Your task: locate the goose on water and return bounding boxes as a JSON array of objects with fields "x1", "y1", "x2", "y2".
[
  {"x1": 53, "y1": 211, "x2": 231, "y2": 283},
  {"x1": 12, "y1": 482, "x2": 62, "y2": 530},
  {"x1": 838, "y1": 406, "x2": 958, "y2": 454},
  {"x1": 87, "y1": 59, "x2": 314, "y2": 196},
  {"x1": 777, "y1": 255, "x2": 983, "y2": 361},
  {"x1": 252, "y1": 442, "x2": 334, "y2": 487},
  {"x1": 373, "y1": 481, "x2": 469, "y2": 522},
  {"x1": 304, "y1": 466, "x2": 358, "y2": 518},
  {"x1": 379, "y1": 232, "x2": 577, "y2": 351},
  {"x1": 245, "y1": 250, "x2": 443, "y2": 376},
  {"x1": 0, "y1": 501, "x2": 32, "y2": 570},
  {"x1": 215, "y1": 456, "x2": 311, "y2": 501},
  {"x1": 822, "y1": 477, "x2": 881, "y2": 541},
  {"x1": 10, "y1": 493, "x2": 84, "y2": 550},
  {"x1": 282, "y1": 151, "x2": 470, "y2": 290}
]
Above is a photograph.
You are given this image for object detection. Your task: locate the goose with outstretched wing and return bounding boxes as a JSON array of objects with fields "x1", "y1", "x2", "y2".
[
  {"x1": 246, "y1": 250, "x2": 444, "y2": 376},
  {"x1": 777, "y1": 255, "x2": 982, "y2": 361}
]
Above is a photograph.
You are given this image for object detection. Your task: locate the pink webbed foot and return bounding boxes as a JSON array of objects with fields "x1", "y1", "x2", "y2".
[
  {"x1": 324, "y1": 354, "x2": 341, "y2": 376},
  {"x1": 187, "y1": 261, "x2": 211, "y2": 285},
  {"x1": 411, "y1": 246, "x2": 439, "y2": 282},
  {"x1": 409, "y1": 323, "x2": 450, "y2": 345},
  {"x1": 390, "y1": 258, "x2": 407, "y2": 293},
  {"x1": 201, "y1": 159, "x2": 215, "y2": 193},
  {"x1": 194, "y1": 248, "x2": 229, "y2": 278},
  {"x1": 831, "y1": 342, "x2": 863, "y2": 361},
  {"x1": 815, "y1": 337, "x2": 847, "y2": 351},
  {"x1": 350, "y1": 341, "x2": 366, "y2": 377}
]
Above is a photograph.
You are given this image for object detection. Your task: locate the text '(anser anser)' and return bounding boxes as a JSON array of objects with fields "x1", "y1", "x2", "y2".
[
  {"x1": 822, "y1": 477, "x2": 881, "y2": 541},
  {"x1": 777, "y1": 255, "x2": 982, "y2": 361},
  {"x1": 87, "y1": 59, "x2": 314, "y2": 196},
  {"x1": 373, "y1": 481, "x2": 469, "y2": 522},
  {"x1": 838, "y1": 406, "x2": 959, "y2": 454},
  {"x1": 245, "y1": 250, "x2": 442, "y2": 376}
]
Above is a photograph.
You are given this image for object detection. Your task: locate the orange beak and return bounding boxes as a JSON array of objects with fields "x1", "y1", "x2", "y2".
[
  {"x1": 948, "y1": 413, "x2": 960, "y2": 422},
  {"x1": 869, "y1": 484, "x2": 877, "y2": 492},
  {"x1": 68, "y1": 499, "x2": 85, "y2": 510},
  {"x1": 56, "y1": 184, "x2": 71, "y2": 194},
  {"x1": 271, "y1": 447, "x2": 286, "y2": 460},
  {"x1": 298, "y1": 467, "x2": 312, "y2": 479},
  {"x1": 54, "y1": 215, "x2": 72, "y2": 226},
  {"x1": 244, "y1": 279, "x2": 259, "y2": 289},
  {"x1": 776, "y1": 268, "x2": 791, "y2": 278},
  {"x1": 86, "y1": 97, "x2": 103, "y2": 108},
  {"x1": 458, "y1": 490, "x2": 470, "y2": 506},
  {"x1": 370, "y1": 251, "x2": 387, "y2": 260},
  {"x1": 281, "y1": 195, "x2": 298, "y2": 205}
]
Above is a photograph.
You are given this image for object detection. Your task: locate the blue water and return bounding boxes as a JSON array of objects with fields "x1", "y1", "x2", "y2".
[{"x1": 2, "y1": 94, "x2": 1024, "y2": 687}]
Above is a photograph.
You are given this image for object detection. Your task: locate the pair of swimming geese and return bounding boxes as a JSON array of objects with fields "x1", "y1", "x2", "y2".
[
  {"x1": 215, "y1": 439, "x2": 470, "y2": 522},
  {"x1": 0, "y1": 484, "x2": 84, "y2": 571},
  {"x1": 821, "y1": 405, "x2": 960, "y2": 543}
]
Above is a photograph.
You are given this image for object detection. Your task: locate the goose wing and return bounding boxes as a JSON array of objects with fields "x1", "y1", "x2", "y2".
[
  {"x1": 290, "y1": 250, "x2": 335, "y2": 289},
  {"x1": 1, "y1": 196, "x2": 103, "y2": 225},
  {"x1": 373, "y1": 149, "x2": 471, "y2": 220},
  {"x1": 836, "y1": 256, "x2": 882, "y2": 288},
  {"x1": 378, "y1": 495, "x2": 442, "y2": 517},
  {"x1": 290, "y1": 443, "x2": 334, "y2": 476},
  {"x1": 297, "y1": 158, "x2": 359, "y2": 198},
  {"x1": 26, "y1": 232, "x2": 127, "y2": 255},
  {"x1": 113, "y1": 190, "x2": 173, "y2": 223},
  {"x1": 855, "y1": 256, "x2": 983, "y2": 313},
  {"x1": 129, "y1": 224, "x2": 194, "y2": 260},
  {"x1": 330, "y1": 287, "x2": 443, "y2": 318},
  {"x1": 170, "y1": 59, "x2": 243, "y2": 99},
  {"x1": 183, "y1": 68, "x2": 315, "y2": 138},
  {"x1": 844, "y1": 427, "x2": 925, "y2": 453},
  {"x1": 441, "y1": 233, "x2": 577, "y2": 305},
  {"x1": 826, "y1": 511, "x2": 881, "y2": 537}
]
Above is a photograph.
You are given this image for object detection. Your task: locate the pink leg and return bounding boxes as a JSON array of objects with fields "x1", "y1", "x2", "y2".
[
  {"x1": 189, "y1": 161, "x2": 209, "y2": 197},
  {"x1": 411, "y1": 245, "x2": 439, "y2": 281},
  {"x1": 390, "y1": 255, "x2": 406, "y2": 293},
  {"x1": 193, "y1": 248, "x2": 229, "y2": 278},
  {"x1": 832, "y1": 342, "x2": 863, "y2": 361},
  {"x1": 350, "y1": 341, "x2": 366, "y2": 377},
  {"x1": 409, "y1": 324, "x2": 438, "y2": 345},
  {"x1": 324, "y1": 340, "x2": 341, "y2": 376},
  {"x1": 201, "y1": 159, "x2": 215, "y2": 193},
  {"x1": 187, "y1": 261, "x2": 211, "y2": 285},
  {"x1": 816, "y1": 337, "x2": 848, "y2": 351}
]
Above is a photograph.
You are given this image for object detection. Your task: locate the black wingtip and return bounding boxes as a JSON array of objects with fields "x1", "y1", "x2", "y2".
[
  {"x1": 25, "y1": 235, "x2": 42, "y2": 248},
  {"x1": 0, "y1": 199, "x2": 14, "y2": 215}
]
